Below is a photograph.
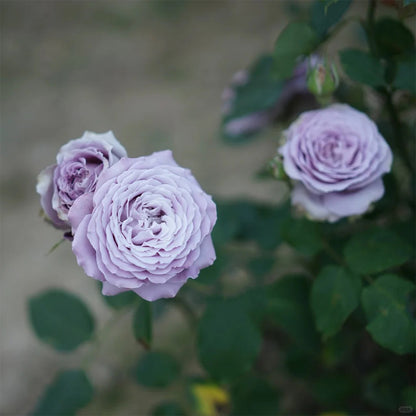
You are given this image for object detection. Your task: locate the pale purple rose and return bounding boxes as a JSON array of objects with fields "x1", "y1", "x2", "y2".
[
  {"x1": 279, "y1": 104, "x2": 393, "y2": 222},
  {"x1": 36, "y1": 131, "x2": 127, "y2": 230},
  {"x1": 69, "y1": 150, "x2": 217, "y2": 301}
]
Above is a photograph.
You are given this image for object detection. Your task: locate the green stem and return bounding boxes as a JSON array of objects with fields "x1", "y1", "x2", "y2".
[
  {"x1": 321, "y1": 238, "x2": 347, "y2": 267},
  {"x1": 366, "y1": 0, "x2": 378, "y2": 56},
  {"x1": 384, "y1": 89, "x2": 415, "y2": 176}
]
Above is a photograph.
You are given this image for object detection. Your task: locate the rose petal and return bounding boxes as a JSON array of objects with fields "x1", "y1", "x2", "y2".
[{"x1": 323, "y1": 179, "x2": 384, "y2": 217}]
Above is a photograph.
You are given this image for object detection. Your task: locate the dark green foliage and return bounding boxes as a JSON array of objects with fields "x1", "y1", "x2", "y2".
[
  {"x1": 102, "y1": 290, "x2": 138, "y2": 309},
  {"x1": 344, "y1": 228, "x2": 413, "y2": 275},
  {"x1": 281, "y1": 216, "x2": 323, "y2": 256},
  {"x1": 374, "y1": 18, "x2": 415, "y2": 58},
  {"x1": 339, "y1": 49, "x2": 385, "y2": 87},
  {"x1": 266, "y1": 275, "x2": 320, "y2": 350},
  {"x1": 273, "y1": 22, "x2": 320, "y2": 79},
  {"x1": 310, "y1": 266, "x2": 361, "y2": 338},
  {"x1": 132, "y1": 300, "x2": 152, "y2": 349},
  {"x1": 151, "y1": 401, "x2": 186, "y2": 416},
  {"x1": 310, "y1": 0, "x2": 352, "y2": 37},
  {"x1": 394, "y1": 55, "x2": 416, "y2": 93},
  {"x1": 221, "y1": 55, "x2": 285, "y2": 144},
  {"x1": 197, "y1": 300, "x2": 261, "y2": 381},
  {"x1": 361, "y1": 274, "x2": 416, "y2": 354},
  {"x1": 230, "y1": 376, "x2": 280, "y2": 415},
  {"x1": 28, "y1": 289, "x2": 95, "y2": 352},
  {"x1": 134, "y1": 352, "x2": 180, "y2": 388},
  {"x1": 32, "y1": 370, "x2": 93, "y2": 416},
  {"x1": 213, "y1": 199, "x2": 290, "y2": 250}
]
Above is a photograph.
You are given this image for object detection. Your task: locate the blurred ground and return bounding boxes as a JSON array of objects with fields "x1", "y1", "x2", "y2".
[{"x1": 1, "y1": 2, "x2": 290, "y2": 414}]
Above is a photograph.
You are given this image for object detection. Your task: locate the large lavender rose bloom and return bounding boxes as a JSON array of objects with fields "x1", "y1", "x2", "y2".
[
  {"x1": 279, "y1": 104, "x2": 393, "y2": 222},
  {"x1": 36, "y1": 131, "x2": 127, "y2": 230},
  {"x1": 69, "y1": 150, "x2": 217, "y2": 301}
]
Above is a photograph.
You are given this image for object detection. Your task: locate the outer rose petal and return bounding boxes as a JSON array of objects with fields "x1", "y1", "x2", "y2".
[
  {"x1": 72, "y1": 214, "x2": 104, "y2": 281},
  {"x1": 133, "y1": 279, "x2": 186, "y2": 302},
  {"x1": 323, "y1": 179, "x2": 384, "y2": 217},
  {"x1": 36, "y1": 165, "x2": 68, "y2": 229},
  {"x1": 68, "y1": 193, "x2": 94, "y2": 233},
  {"x1": 292, "y1": 183, "x2": 337, "y2": 222}
]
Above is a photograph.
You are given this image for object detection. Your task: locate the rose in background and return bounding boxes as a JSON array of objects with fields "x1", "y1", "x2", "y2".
[
  {"x1": 69, "y1": 150, "x2": 217, "y2": 301},
  {"x1": 36, "y1": 131, "x2": 127, "y2": 231},
  {"x1": 221, "y1": 55, "x2": 321, "y2": 141},
  {"x1": 279, "y1": 104, "x2": 393, "y2": 222}
]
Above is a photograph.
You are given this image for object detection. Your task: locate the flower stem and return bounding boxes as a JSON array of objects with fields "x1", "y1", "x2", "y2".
[{"x1": 384, "y1": 89, "x2": 415, "y2": 176}]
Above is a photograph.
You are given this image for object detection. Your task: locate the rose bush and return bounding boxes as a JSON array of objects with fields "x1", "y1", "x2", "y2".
[
  {"x1": 36, "y1": 131, "x2": 127, "y2": 230},
  {"x1": 279, "y1": 104, "x2": 393, "y2": 222},
  {"x1": 69, "y1": 150, "x2": 217, "y2": 301}
]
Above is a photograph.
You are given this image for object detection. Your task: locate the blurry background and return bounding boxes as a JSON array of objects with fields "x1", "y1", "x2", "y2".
[
  {"x1": 0, "y1": 1, "x2": 368, "y2": 414},
  {"x1": 1, "y1": 2, "x2": 287, "y2": 414}
]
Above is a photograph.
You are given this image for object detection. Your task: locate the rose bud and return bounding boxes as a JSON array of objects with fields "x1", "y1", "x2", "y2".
[{"x1": 307, "y1": 59, "x2": 339, "y2": 97}]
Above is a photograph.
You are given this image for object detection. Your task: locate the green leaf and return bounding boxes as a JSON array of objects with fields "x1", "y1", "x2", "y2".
[
  {"x1": 28, "y1": 289, "x2": 95, "y2": 352},
  {"x1": 212, "y1": 200, "x2": 289, "y2": 250},
  {"x1": 101, "y1": 288, "x2": 137, "y2": 310},
  {"x1": 361, "y1": 274, "x2": 415, "y2": 354},
  {"x1": 32, "y1": 370, "x2": 93, "y2": 416},
  {"x1": 363, "y1": 365, "x2": 406, "y2": 411},
  {"x1": 339, "y1": 49, "x2": 385, "y2": 87},
  {"x1": 310, "y1": 266, "x2": 361, "y2": 338},
  {"x1": 212, "y1": 200, "x2": 256, "y2": 245},
  {"x1": 401, "y1": 386, "x2": 416, "y2": 409},
  {"x1": 310, "y1": 0, "x2": 352, "y2": 37},
  {"x1": 222, "y1": 55, "x2": 285, "y2": 143},
  {"x1": 247, "y1": 256, "x2": 275, "y2": 280},
  {"x1": 231, "y1": 376, "x2": 280, "y2": 415},
  {"x1": 394, "y1": 56, "x2": 416, "y2": 93},
  {"x1": 344, "y1": 228, "x2": 413, "y2": 275},
  {"x1": 273, "y1": 22, "x2": 320, "y2": 79},
  {"x1": 152, "y1": 401, "x2": 186, "y2": 416},
  {"x1": 197, "y1": 300, "x2": 261, "y2": 381},
  {"x1": 134, "y1": 351, "x2": 180, "y2": 388},
  {"x1": 281, "y1": 216, "x2": 322, "y2": 256},
  {"x1": 247, "y1": 203, "x2": 290, "y2": 250},
  {"x1": 312, "y1": 373, "x2": 356, "y2": 407},
  {"x1": 132, "y1": 300, "x2": 152, "y2": 349},
  {"x1": 266, "y1": 275, "x2": 320, "y2": 350},
  {"x1": 374, "y1": 18, "x2": 415, "y2": 57}
]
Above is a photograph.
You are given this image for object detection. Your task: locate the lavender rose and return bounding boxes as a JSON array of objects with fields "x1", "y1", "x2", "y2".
[
  {"x1": 68, "y1": 150, "x2": 217, "y2": 301},
  {"x1": 279, "y1": 104, "x2": 393, "y2": 222},
  {"x1": 36, "y1": 131, "x2": 127, "y2": 230}
]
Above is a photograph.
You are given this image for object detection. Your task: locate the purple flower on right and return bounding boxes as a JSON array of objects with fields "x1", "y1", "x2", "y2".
[{"x1": 279, "y1": 104, "x2": 393, "y2": 222}]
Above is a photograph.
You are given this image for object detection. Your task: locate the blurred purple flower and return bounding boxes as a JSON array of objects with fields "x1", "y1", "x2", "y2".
[{"x1": 222, "y1": 56, "x2": 320, "y2": 138}]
